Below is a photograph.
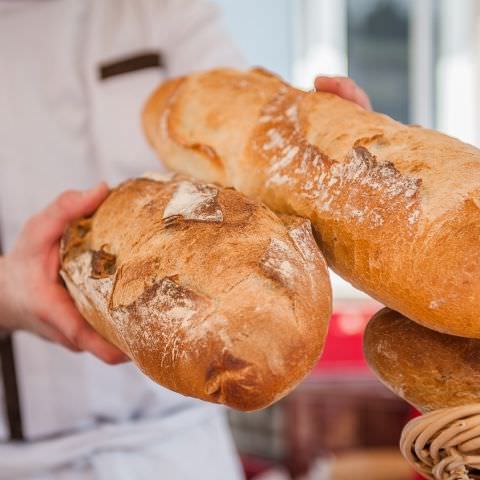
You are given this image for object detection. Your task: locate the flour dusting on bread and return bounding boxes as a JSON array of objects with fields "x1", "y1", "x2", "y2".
[
  {"x1": 254, "y1": 89, "x2": 421, "y2": 229},
  {"x1": 263, "y1": 129, "x2": 286, "y2": 151},
  {"x1": 62, "y1": 251, "x2": 113, "y2": 321},
  {"x1": 121, "y1": 278, "x2": 206, "y2": 366},
  {"x1": 163, "y1": 180, "x2": 223, "y2": 222},
  {"x1": 287, "y1": 220, "x2": 319, "y2": 265},
  {"x1": 261, "y1": 238, "x2": 297, "y2": 287}
]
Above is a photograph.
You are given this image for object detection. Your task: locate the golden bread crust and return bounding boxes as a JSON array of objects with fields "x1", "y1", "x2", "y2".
[{"x1": 60, "y1": 176, "x2": 332, "y2": 411}]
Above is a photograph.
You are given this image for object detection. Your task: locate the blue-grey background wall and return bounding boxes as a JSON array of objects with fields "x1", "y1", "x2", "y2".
[{"x1": 211, "y1": 0, "x2": 294, "y2": 80}]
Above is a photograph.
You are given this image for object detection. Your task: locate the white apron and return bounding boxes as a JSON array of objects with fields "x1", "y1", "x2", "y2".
[{"x1": 0, "y1": 0, "x2": 245, "y2": 478}]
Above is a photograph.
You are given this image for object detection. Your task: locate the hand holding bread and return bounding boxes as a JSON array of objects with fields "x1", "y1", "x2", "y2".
[{"x1": 0, "y1": 184, "x2": 126, "y2": 364}]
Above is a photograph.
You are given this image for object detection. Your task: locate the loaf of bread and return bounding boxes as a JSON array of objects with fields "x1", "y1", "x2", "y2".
[
  {"x1": 366, "y1": 310, "x2": 480, "y2": 480},
  {"x1": 143, "y1": 68, "x2": 480, "y2": 338},
  {"x1": 60, "y1": 174, "x2": 332, "y2": 411},
  {"x1": 364, "y1": 308, "x2": 480, "y2": 413}
]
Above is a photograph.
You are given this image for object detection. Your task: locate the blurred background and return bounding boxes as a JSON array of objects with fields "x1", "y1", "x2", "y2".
[
  {"x1": 209, "y1": 1, "x2": 480, "y2": 478},
  {"x1": 0, "y1": 1, "x2": 476, "y2": 478}
]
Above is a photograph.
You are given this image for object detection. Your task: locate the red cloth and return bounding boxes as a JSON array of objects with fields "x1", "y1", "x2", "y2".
[{"x1": 313, "y1": 301, "x2": 381, "y2": 374}]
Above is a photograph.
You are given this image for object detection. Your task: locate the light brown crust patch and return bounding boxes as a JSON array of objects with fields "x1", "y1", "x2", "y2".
[{"x1": 364, "y1": 308, "x2": 480, "y2": 413}]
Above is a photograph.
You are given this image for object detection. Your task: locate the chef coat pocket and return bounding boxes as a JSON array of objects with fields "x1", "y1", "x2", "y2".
[
  {"x1": 99, "y1": 52, "x2": 164, "y2": 81},
  {"x1": 90, "y1": 52, "x2": 167, "y2": 185}
]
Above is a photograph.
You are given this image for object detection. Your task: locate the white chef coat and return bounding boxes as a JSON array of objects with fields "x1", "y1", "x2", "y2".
[{"x1": 0, "y1": 0, "x2": 245, "y2": 478}]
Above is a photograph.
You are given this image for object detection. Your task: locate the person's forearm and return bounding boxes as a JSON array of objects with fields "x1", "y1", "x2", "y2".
[
  {"x1": 0, "y1": 255, "x2": 20, "y2": 333},
  {"x1": 0, "y1": 255, "x2": 12, "y2": 332}
]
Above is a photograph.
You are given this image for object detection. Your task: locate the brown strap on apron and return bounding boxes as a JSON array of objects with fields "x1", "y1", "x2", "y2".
[
  {"x1": 0, "y1": 238, "x2": 24, "y2": 441},
  {"x1": 99, "y1": 51, "x2": 164, "y2": 80},
  {"x1": 0, "y1": 334, "x2": 24, "y2": 441}
]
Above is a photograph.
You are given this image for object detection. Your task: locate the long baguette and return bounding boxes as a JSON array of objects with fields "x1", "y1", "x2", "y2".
[
  {"x1": 60, "y1": 174, "x2": 332, "y2": 411},
  {"x1": 143, "y1": 68, "x2": 480, "y2": 338}
]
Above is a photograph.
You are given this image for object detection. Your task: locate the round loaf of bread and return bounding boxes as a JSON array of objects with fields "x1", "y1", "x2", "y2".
[
  {"x1": 60, "y1": 174, "x2": 332, "y2": 411},
  {"x1": 364, "y1": 308, "x2": 480, "y2": 413}
]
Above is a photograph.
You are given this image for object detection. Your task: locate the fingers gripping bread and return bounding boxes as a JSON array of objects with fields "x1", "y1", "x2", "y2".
[{"x1": 60, "y1": 175, "x2": 332, "y2": 411}]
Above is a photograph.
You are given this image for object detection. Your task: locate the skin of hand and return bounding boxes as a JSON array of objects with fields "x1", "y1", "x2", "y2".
[
  {"x1": 314, "y1": 75, "x2": 372, "y2": 111},
  {"x1": 0, "y1": 183, "x2": 128, "y2": 365}
]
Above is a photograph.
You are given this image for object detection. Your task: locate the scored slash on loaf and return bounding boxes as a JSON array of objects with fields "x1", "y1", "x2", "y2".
[
  {"x1": 60, "y1": 174, "x2": 332, "y2": 411},
  {"x1": 143, "y1": 67, "x2": 480, "y2": 339}
]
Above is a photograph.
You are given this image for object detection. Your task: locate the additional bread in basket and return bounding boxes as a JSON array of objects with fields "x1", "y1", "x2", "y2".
[{"x1": 364, "y1": 308, "x2": 480, "y2": 413}]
